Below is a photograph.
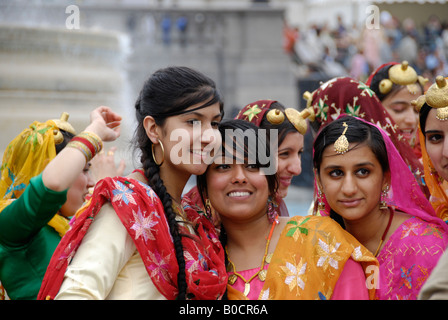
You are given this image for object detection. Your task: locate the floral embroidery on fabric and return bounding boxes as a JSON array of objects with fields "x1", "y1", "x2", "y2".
[
  {"x1": 112, "y1": 180, "x2": 137, "y2": 205},
  {"x1": 376, "y1": 217, "x2": 448, "y2": 300},
  {"x1": 130, "y1": 208, "x2": 159, "y2": 242},
  {"x1": 357, "y1": 82, "x2": 375, "y2": 97},
  {"x1": 25, "y1": 124, "x2": 51, "y2": 151},
  {"x1": 280, "y1": 257, "x2": 307, "y2": 293},
  {"x1": 285, "y1": 217, "x2": 309, "y2": 240},
  {"x1": 344, "y1": 97, "x2": 364, "y2": 118},
  {"x1": 315, "y1": 238, "x2": 343, "y2": 271},
  {"x1": 315, "y1": 98, "x2": 329, "y2": 121},
  {"x1": 4, "y1": 168, "x2": 26, "y2": 199},
  {"x1": 146, "y1": 249, "x2": 173, "y2": 284},
  {"x1": 242, "y1": 104, "x2": 262, "y2": 122},
  {"x1": 258, "y1": 216, "x2": 378, "y2": 300}
]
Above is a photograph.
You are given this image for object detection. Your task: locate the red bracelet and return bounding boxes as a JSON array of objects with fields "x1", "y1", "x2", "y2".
[{"x1": 70, "y1": 136, "x2": 96, "y2": 156}]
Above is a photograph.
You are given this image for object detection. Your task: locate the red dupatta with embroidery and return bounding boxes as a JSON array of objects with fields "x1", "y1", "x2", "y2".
[{"x1": 38, "y1": 175, "x2": 227, "y2": 300}]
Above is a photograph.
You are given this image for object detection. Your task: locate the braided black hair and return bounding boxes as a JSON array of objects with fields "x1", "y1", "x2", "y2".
[{"x1": 133, "y1": 66, "x2": 223, "y2": 299}]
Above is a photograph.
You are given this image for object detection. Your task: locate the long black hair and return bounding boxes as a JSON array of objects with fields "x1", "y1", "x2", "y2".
[
  {"x1": 133, "y1": 66, "x2": 224, "y2": 299},
  {"x1": 313, "y1": 116, "x2": 389, "y2": 228}
]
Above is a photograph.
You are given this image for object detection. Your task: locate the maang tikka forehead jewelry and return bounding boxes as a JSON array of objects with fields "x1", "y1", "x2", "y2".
[{"x1": 334, "y1": 122, "x2": 349, "y2": 154}]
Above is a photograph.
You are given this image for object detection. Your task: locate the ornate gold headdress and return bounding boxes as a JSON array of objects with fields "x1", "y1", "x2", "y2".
[
  {"x1": 334, "y1": 122, "x2": 349, "y2": 154},
  {"x1": 379, "y1": 61, "x2": 428, "y2": 95},
  {"x1": 50, "y1": 112, "x2": 76, "y2": 144},
  {"x1": 265, "y1": 100, "x2": 315, "y2": 135},
  {"x1": 412, "y1": 76, "x2": 448, "y2": 121}
]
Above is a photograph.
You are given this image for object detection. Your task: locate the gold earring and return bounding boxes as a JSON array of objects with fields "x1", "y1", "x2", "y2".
[
  {"x1": 151, "y1": 139, "x2": 165, "y2": 166},
  {"x1": 379, "y1": 185, "x2": 389, "y2": 210}
]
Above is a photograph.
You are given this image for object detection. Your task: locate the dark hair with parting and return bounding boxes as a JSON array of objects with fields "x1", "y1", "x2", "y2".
[
  {"x1": 313, "y1": 116, "x2": 389, "y2": 227},
  {"x1": 133, "y1": 66, "x2": 224, "y2": 299}
]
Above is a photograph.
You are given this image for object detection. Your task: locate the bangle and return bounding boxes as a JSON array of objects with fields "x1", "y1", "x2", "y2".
[
  {"x1": 78, "y1": 131, "x2": 103, "y2": 154},
  {"x1": 66, "y1": 131, "x2": 103, "y2": 162}
]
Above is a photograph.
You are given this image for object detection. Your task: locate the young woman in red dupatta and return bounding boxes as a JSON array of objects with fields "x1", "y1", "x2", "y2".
[{"x1": 38, "y1": 66, "x2": 228, "y2": 300}]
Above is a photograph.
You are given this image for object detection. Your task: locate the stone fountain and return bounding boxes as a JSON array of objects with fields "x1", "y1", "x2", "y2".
[{"x1": 0, "y1": 23, "x2": 131, "y2": 164}]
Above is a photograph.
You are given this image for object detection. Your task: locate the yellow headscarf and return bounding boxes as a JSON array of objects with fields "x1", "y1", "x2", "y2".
[{"x1": 0, "y1": 116, "x2": 75, "y2": 236}]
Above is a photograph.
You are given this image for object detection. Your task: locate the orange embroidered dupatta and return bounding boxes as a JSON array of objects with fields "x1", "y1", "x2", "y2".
[{"x1": 229, "y1": 216, "x2": 378, "y2": 300}]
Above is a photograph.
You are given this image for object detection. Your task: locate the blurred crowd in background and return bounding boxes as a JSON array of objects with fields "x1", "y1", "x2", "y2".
[{"x1": 284, "y1": 11, "x2": 448, "y2": 82}]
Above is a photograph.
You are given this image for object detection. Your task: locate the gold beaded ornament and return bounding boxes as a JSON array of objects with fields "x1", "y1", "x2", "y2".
[
  {"x1": 51, "y1": 112, "x2": 76, "y2": 145},
  {"x1": 266, "y1": 100, "x2": 315, "y2": 136},
  {"x1": 379, "y1": 61, "x2": 428, "y2": 95},
  {"x1": 412, "y1": 76, "x2": 448, "y2": 121}
]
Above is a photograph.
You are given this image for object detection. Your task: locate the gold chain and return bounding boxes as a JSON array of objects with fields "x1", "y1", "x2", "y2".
[{"x1": 226, "y1": 217, "x2": 277, "y2": 297}]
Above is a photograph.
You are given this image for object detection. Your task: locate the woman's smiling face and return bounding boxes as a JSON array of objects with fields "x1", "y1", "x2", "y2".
[
  {"x1": 381, "y1": 86, "x2": 421, "y2": 145},
  {"x1": 205, "y1": 155, "x2": 270, "y2": 223}
]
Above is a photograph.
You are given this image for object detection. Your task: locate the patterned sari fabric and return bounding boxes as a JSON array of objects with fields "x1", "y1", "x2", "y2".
[
  {"x1": 38, "y1": 175, "x2": 228, "y2": 300},
  {"x1": 376, "y1": 216, "x2": 448, "y2": 299},
  {"x1": 228, "y1": 216, "x2": 378, "y2": 300},
  {"x1": 315, "y1": 116, "x2": 448, "y2": 299}
]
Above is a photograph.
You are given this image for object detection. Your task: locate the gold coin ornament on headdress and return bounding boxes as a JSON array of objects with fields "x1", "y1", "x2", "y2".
[
  {"x1": 334, "y1": 122, "x2": 349, "y2": 154},
  {"x1": 422, "y1": 76, "x2": 448, "y2": 121},
  {"x1": 266, "y1": 109, "x2": 285, "y2": 124},
  {"x1": 379, "y1": 61, "x2": 428, "y2": 95},
  {"x1": 51, "y1": 112, "x2": 76, "y2": 144},
  {"x1": 411, "y1": 95, "x2": 426, "y2": 113},
  {"x1": 266, "y1": 105, "x2": 315, "y2": 135}
]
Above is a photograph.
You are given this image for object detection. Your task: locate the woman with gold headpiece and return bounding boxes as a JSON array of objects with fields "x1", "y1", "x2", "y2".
[
  {"x1": 415, "y1": 76, "x2": 448, "y2": 222},
  {"x1": 313, "y1": 115, "x2": 448, "y2": 300},
  {"x1": 367, "y1": 61, "x2": 429, "y2": 158},
  {"x1": 305, "y1": 76, "x2": 427, "y2": 197},
  {"x1": 0, "y1": 106, "x2": 122, "y2": 300}
]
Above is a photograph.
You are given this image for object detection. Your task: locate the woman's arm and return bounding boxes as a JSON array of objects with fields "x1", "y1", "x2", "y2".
[{"x1": 42, "y1": 106, "x2": 121, "y2": 192}]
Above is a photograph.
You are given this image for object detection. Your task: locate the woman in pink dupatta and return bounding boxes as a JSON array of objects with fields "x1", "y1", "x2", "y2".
[{"x1": 313, "y1": 115, "x2": 448, "y2": 300}]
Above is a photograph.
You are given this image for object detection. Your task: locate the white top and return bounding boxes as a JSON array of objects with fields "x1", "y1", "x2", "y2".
[{"x1": 55, "y1": 203, "x2": 165, "y2": 300}]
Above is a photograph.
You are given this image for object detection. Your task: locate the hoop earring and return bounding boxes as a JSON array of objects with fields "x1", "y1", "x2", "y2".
[
  {"x1": 151, "y1": 139, "x2": 165, "y2": 166},
  {"x1": 379, "y1": 185, "x2": 389, "y2": 210}
]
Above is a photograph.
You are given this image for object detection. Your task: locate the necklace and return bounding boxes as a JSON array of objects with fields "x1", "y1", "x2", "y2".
[
  {"x1": 226, "y1": 216, "x2": 278, "y2": 297},
  {"x1": 374, "y1": 207, "x2": 394, "y2": 257}
]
